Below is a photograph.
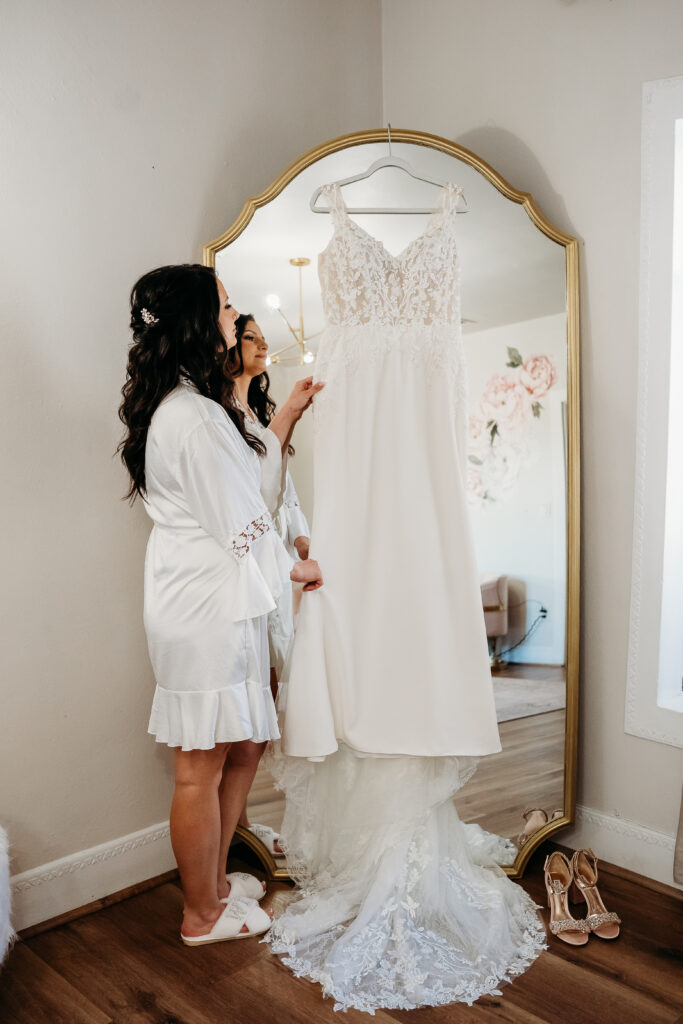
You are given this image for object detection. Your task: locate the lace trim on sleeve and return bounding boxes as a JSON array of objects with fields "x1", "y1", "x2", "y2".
[{"x1": 231, "y1": 512, "x2": 274, "y2": 559}]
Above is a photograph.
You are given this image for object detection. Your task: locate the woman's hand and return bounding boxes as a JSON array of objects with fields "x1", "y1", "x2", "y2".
[
  {"x1": 290, "y1": 558, "x2": 323, "y2": 591},
  {"x1": 284, "y1": 377, "x2": 325, "y2": 418},
  {"x1": 268, "y1": 377, "x2": 325, "y2": 451},
  {"x1": 293, "y1": 536, "x2": 310, "y2": 561}
]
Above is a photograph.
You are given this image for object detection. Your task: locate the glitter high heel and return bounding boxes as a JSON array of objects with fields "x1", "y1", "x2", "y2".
[
  {"x1": 543, "y1": 850, "x2": 591, "y2": 945},
  {"x1": 569, "y1": 849, "x2": 621, "y2": 940}
]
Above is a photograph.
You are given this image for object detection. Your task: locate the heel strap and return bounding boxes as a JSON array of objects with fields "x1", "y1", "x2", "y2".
[
  {"x1": 587, "y1": 911, "x2": 621, "y2": 929},
  {"x1": 550, "y1": 917, "x2": 591, "y2": 935},
  {"x1": 573, "y1": 847, "x2": 599, "y2": 886},
  {"x1": 544, "y1": 850, "x2": 573, "y2": 890}
]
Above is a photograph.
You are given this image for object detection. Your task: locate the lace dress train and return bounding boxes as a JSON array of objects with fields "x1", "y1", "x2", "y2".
[{"x1": 265, "y1": 746, "x2": 547, "y2": 1013}]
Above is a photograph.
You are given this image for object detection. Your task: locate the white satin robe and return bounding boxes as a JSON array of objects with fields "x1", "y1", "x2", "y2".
[{"x1": 142, "y1": 382, "x2": 293, "y2": 751}]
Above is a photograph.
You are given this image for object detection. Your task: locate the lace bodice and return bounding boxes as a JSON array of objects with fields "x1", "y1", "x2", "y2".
[{"x1": 318, "y1": 182, "x2": 463, "y2": 328}]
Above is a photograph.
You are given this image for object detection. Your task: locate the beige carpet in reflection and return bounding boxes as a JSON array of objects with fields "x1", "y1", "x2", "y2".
[{"x1": 492, "y1": 675, "x2": 566, "y2": 722}]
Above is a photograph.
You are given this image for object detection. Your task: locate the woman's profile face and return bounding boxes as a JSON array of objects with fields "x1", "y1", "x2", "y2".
[
  {"x1": 239, "y1": 320, "x2": 269, "y2": 377},
  {"x1": 217, "y1": 278, "x2": 238, "y2": 348}
]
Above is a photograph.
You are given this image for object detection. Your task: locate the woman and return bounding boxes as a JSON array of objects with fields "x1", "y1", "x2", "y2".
[
  {"x1": 231, "y1": 315, "x2": 311, "y2": 560},
  {"x1": 230, "y1": 313, "x2": 312, "y2": 856},
  {"x1": 118, "y1": 264, "x2": 323, "y2": 946}
]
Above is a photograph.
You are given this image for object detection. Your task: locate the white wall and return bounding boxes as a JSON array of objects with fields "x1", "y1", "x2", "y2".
[
  {"x1": 382, "y1": 0, "x2": 683, "y2": 885},
  {"x1": 0, "y1": 0, "x2": 381, "y2": 925}
]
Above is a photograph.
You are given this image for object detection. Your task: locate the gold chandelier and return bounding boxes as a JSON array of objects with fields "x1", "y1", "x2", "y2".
[{"x1": 265, "y1": 258, "x2": 320, "y2": 365}]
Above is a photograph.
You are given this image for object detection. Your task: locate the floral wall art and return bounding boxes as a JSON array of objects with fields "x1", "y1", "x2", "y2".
[
  {"x1": 463, "y1": 312, "x2": 567, "y2": 665},
  {"x1": 467, "y1": 348, "x2": 558, "y2": 505}
]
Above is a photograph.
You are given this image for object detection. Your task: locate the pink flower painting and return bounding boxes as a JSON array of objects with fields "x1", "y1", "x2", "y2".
[
  {"x1": 520, "y1": 354, "x2": 557, "y2": 402},
  {"x1": 467, "y1": 346, "x2": 558, "y2": 505},
  {"x1": 480, "y1": 372, "x2": 519, "y2": 423}
]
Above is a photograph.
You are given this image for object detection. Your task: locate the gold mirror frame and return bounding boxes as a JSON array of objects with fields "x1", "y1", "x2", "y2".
[{"x1": 205, "y1": 128, "x2": 580, "y2": 879}]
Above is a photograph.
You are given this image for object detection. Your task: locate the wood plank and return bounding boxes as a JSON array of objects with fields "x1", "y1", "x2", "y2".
[
  {"x1": 393, "y1": 942, "x2": 681, "y2": 1024},
  {"x1": 28, "y1": 881, "x2": 263, "y2": 1023},
  {"x1": 0, "y1": 942, "x2": 112, "y2": 1024},
  {"x1": 485, "y1": 947, "x2": 680, "y2": 1024},
  {"x1": 199, "y1": 954, "x2": 399, "y2": 1024},
  {"x1": 390, "y1": 990, "x2": 547, "y2": 1023},
  {"x1": 30, "y1": 878, "x2": 394, "y2": 1024}
]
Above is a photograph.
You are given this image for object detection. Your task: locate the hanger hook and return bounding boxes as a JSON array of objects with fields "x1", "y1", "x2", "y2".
[{"x1": 387, "y1": 122, "x2": 392, "y2": 157}]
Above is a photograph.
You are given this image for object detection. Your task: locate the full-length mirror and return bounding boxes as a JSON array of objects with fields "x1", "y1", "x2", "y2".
[{"x1": 205, "y1": 129, "x2": 579, "y2": 877}]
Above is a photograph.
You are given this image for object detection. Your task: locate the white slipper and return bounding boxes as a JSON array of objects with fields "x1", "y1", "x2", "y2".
[
  {"x1": 223, "y1": 871, "x2": 266, "y2": 901},
  {"x1": 248, "y1": 823, "x2": 283, "y2": 856},
  {"x1": 180, "y1": 896, "x2": 271, "y2": 946}
]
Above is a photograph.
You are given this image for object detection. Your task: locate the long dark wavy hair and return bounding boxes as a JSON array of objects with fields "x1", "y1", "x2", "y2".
[
  {"x1": 231, "y1": 314, "x2": 294, "y2": 455},
  {"x1": 230, "y1": 314, "x2": 276, "y2": 426},
  {"x1": 118, "y1": 264, "x2": 264, "y2": 501}
]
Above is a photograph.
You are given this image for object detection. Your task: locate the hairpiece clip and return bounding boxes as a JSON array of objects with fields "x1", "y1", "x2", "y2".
[{"x1": 141, "y1": 307, "x2": 159, "y2": 326}]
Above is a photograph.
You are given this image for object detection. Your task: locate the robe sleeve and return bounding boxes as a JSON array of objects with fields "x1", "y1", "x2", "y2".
[
  {"x1": 282, "y1": 469, "x2": 310, "y2": 547},
  {"x1": 177, "y1": 418, "x2": 294, "y2": 622},
  {"x1": 258, "y1": 427, "x2": 286, "y2": 517}
]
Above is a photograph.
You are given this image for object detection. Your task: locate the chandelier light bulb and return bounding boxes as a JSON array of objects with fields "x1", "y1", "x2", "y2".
[
  {"x1": 265, "y1": 355, "x2": 272, "y2": 367},
  {"x1": 266, "y1": 293, "x2": 281, "y2": 310},
  {"x1": 303, "y1": 350, "x2": 315, "y2": 364}
]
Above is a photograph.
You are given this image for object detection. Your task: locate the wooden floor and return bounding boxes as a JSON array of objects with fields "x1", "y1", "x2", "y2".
[{"x1": 2, "y1": 844, "x2": 681, "y2": 1024}]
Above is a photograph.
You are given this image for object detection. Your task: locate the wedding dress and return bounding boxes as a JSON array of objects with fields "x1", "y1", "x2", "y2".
[
  {"x1": 279, "y1": 183, "x2": 501, "y2": 758},
  {"x1": 266, "y1": 183, "x2": 547, "y2": 1011}
]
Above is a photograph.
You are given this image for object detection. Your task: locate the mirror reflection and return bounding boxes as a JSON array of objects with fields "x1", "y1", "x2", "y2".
[{"x1": 216, "y1": 141, "x2": 568, "y2": 865}]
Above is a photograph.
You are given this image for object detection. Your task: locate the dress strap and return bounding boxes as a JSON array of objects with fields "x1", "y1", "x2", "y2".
[
  {"x1": 320, "y1": 182, "x2": 347, "y2": 224},
  {"x1": 439, "y1": 182, "x2": 464, "y2": 214}
]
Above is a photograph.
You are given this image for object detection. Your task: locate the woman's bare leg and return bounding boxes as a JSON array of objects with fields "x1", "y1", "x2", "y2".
[
  {"x1": 217, "y1": 740, "x2": 266, "y2": 899},
  {"x1": 269, "y1": 666, "x2": 278, "y2": 703},
  {"x1": 171, "y1": 744, "x2": 235, "y2": 938},
  {"x1": 237, "y1": 669, "x2": 279, "y2": 832}
]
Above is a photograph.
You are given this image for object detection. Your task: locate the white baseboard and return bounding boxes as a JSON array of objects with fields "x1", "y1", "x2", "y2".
[
  {"x1": 563, "y1": 804, "x2": 681, "y2": 890},
  {"x1": 10, "y1": 821, "x2": 175, "y2": 932}
]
